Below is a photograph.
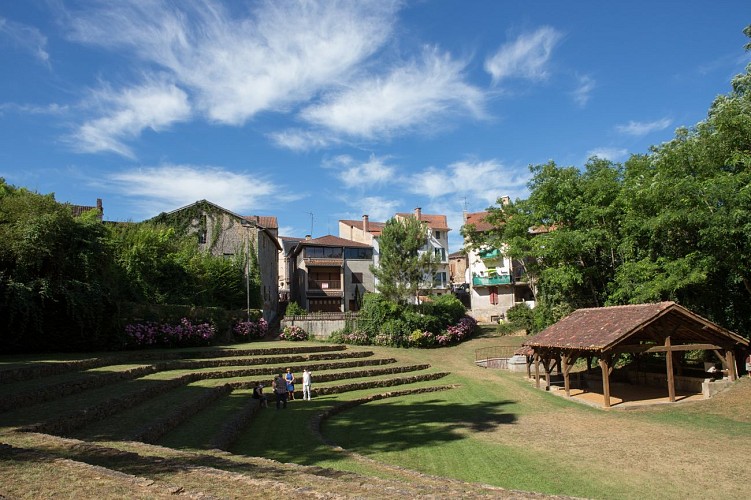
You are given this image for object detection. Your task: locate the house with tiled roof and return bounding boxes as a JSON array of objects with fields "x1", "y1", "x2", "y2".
[
  {"x1": 69, "y1": 198, "x2": 103, "y2": 221},
  {"x1": 339, "y1": 208, "x2": 452, "y2": 298},
  {"x1": 290, "y1": 235, "x2": 375, "y2": 313},
  {"x1": 149, "y1": 200, "x2": 280, "y2": 320},
  {"x1": 462, "y1": 206, "x2": 535, "y2": 323}
]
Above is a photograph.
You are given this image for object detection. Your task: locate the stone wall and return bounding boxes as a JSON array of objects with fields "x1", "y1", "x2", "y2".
[{"x1": 282, "y1": 315, "x2": 355, "y2": 340}]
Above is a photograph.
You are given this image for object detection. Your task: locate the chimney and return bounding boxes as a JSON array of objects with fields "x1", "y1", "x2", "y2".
[
  {"x1": 414, "y1": 207, "x2": 422, "y2": 221},
  {"x1": 96, "y1": 198, "x2": 103, "y2": 213},
  {"x1": 305, "y1": 235, "x2": 311, "y2": 240},
  {"x1": 501, "y1": 196, "x2": 510, "y2": 206},
  {"x1": 362, "y1": 215, "x2": 369, "y2": 234}
]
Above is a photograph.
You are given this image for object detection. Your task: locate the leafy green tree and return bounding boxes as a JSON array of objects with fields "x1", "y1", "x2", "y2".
[
  {"x1": 0, "y1": 179, "x2": 119, "y2": 352},
  {"x1": 372, "y1": 216, "x2": 438, "y2": 304}
]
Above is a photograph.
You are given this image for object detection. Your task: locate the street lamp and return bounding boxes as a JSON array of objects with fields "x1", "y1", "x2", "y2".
[{"x1": 240, "y1": 220, "x2": 252, "y2": 321}]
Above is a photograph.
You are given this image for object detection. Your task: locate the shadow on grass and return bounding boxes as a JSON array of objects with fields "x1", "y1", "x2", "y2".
[{"x1": 322, "y1": 398, "x2": 517, "y2": 455}]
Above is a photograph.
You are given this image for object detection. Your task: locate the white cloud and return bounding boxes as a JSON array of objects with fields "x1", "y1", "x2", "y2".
[
  {"x1": 615, "y1": 118, "x2": 672, "y2": 136},
  {"x1": 406, "y1": 159, "x2": 530, "y2": 206},
  {"x1": 268, "y1": 129, "x2": 337, "y2": 151},
  {"x1": 71, "y1": 80, "x2": 191, "y2": 157},
  {"x1": 336, "y1": 194, "x2": 401, "y2": 222},
  {"x1": 325, "y1": 154, "x2": 396, "y2": 189},
  {"x1": 485, "y1": 27, "x2": 562, "y2": 83},
  {"x1": 66, "y1": 0, "x2": 397, "y2": 125},
  {"x1": 106, "y1": 164, "x2": 279, "y2": 217},
  {"x1": 298, "y1": 47, "x2": 485, "y2": 140},
  {"x1": 586, "y1": 147, "x2": 629, "y2": 162},
  {"x1": 572, "y1": 74, "x2": 595, "y2": 107},
  {"x1": 0, "y1": 102, "x2": 68, "y2": 115},
  {"x1": 0, "y1": 17, "x2": 49, "y2": 64}
]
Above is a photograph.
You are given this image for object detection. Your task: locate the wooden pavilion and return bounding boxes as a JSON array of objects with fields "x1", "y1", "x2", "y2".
[{"x1": 522, "y1": 301, "x2": 749, "y2": 408}]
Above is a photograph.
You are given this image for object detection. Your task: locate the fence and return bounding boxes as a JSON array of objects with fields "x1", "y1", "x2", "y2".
[
  {"x1": 281, "y1": 312, "x2": 360, "y2": 340},
  {"x1": 475, "y1": 346, "x2": 522, "y2": 369}
]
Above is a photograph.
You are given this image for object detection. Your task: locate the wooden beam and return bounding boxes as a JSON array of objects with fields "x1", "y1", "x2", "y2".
[
  {"x1": 599, "y1": 356, "x2": 611, "y2": 408},
  {"x1": 534, "y1": 353, "x2": 540, "y2": 389},
  {"x1": 562, "y1": 354, "x2": 570, "y2": 397},
  {"x1": 666, "y1": 336, "x2": 676, "y2": 402},
  {"x1": 614, "y1": 343, "x2": 722, "y2": 354}
]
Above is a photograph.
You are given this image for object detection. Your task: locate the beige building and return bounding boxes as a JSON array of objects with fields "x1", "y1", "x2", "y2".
[
  {"x1": 463, "y1": 211, "x2": 534, "y2": 323},
  {"x1": 290, "y1": 235, "x2": 375, "y2": 313},
  {"x1": 151, "y1": 200, "x2": 281, "y2": 320},
  {"x1": 339, "y1": 208, "x2": 452, "y2": 297}
]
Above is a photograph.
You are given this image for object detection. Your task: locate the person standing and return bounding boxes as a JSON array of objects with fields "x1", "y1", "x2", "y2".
[
  {"x1": 302, "y1": 369, "x2": 312, "y2": 401},
  {"x1": 285, "y1": 368, "x2": 296, "y2": 401},
  {"x1": 745, "y1": 352, "x2": 751, "y2": 378},
  {"x1": 272, "y1": 374, "x2": 287, "y2": 409},
  {"x1": 252, "y1": 382, "x2": 268, "y2": 408}
]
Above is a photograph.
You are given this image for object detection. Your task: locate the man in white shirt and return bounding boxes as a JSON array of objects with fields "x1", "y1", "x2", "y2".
[{"x1": 302, "y1": 369, "x2": 312, "y2": 400}]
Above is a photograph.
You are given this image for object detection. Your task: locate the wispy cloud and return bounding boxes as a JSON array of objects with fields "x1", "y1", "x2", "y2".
[
  {"x1": 586, "y1": 147, "x2": 629, "y2": 163},
  {"x1": 106, "y1": 164, "x2": 280, "y2": 217},
  {"x1": 268, "y1": 129, "x2": 338, "y2": 151},
  {"x1": 70, "y1": 80, "x2": 191, "y2": 157},
  {"x1": 325, "y1": 154, "x2": 397, "y2": 189},
  {"x1": 66, "y1": 0, "x2": 397, "y2": 124},
  {"x1": 341, "y1": 195, "x2": 402, "y2": 222},
  {"x1": 299, "y1": 47, "x2": 485, "y2": 141},
  {"x1": 0, "y1": 17, "x2": 49, "y2": 65},
  {"x1": 572, "y1": 74, "x2": 595, "y2": 107},
  {"x1": 615, "y1": 117, "x2": 672, "y2": 137},
  {"x1": 484, "y1": 26, "x2": 562, "y2": 84},
  {"x1": 406, "y1": 159, "x2": 529, "y2": 206},
  {"x1": 0, "y1": 102, "x2": 68, "y2": 115}
]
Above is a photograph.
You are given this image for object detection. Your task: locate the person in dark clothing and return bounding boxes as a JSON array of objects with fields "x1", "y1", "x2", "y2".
[
  {"x1": 272, "y1": 374, "x2": 288, "y2": 409},
  {"x1": 252, "y1": 382, "x2": 268, "y2": 408}
]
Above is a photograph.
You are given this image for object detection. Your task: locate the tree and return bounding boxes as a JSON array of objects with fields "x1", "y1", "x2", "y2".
[
  {"x1": 372, "y1": 216, "x2": 438, "y2": 304},
  {"x1": 0, "y1": 179, "x2": 119, "y2": 352}
]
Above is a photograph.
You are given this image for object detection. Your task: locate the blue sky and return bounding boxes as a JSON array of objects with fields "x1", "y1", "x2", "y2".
[{"x1": 1, "y1": 1, "x2": 750, "y2": 252}]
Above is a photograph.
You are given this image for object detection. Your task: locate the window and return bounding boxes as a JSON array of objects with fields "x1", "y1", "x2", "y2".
[
  {"x1": 198, "y1": 230, "x2": 207, "y2": 244},
  {"x1": 305, "y1": 246, "x2": 343, "y2": 258},
  {"x1": 434, "y1": 248, "x2": 446, "y2": 261},
  {"x1": 435, "y1": 231, "x2": 441, "y2": 239},
  {"x1": 433, "y1": 272, "x2": 447, "y2": 287},
  {"x1": 351, "y1": 272, "x2": 363, "y2": 284},
  {"x1": 345, "y1": 247, "x2": 373, "y2": 260},
  {"x1": 489, "y1": 286, "x2": 499, "y2": 305}
]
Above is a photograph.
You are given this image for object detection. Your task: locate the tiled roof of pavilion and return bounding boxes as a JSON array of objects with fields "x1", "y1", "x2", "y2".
[{"x1": 523, "y1": 302, "x2": 748, "y2": 352}]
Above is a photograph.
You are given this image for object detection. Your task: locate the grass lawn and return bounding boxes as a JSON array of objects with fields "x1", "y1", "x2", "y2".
[{"x1": 2, "y1": 330, "x2": 750, "y2": 499}]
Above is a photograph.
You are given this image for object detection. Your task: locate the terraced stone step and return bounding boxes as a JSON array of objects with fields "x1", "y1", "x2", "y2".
[
  {"x1": 1, "y1": 353, "x2": 388, "y2": 413},
  {"x1": 0, "y1": 344, "x2": 349, "y2": 383}
]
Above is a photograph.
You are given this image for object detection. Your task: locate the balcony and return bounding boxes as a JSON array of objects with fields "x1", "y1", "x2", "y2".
[
  {"x1": 307, "y1": 279, "x2": 343, "y2": 297},
  {"x1": 472, "y1": 275, "x2": 511, "y2": 286},
  {"x1": 478, "y1": 248, "x2": 502, "y2": 260}
]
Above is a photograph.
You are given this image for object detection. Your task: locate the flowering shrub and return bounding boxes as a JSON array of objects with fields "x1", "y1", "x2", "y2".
[
  {"x1": 280, "y1": 325, "x2": 308, "y2": 341},
  {"x1": 233, "y1": 318, "x2": 268, "y2": 340},
  {"x1": 436, "y1": 316, "x2": 477, "y2": 346},
  {"x1": 407, "y1": 329, "x2": 436, "y2": 348},
  {"x1": 125, "y1": 318, "x2": 216, "y2": 348},
  {"x1": 341, "y1": 330, "x2": 369, "y2": 345}
]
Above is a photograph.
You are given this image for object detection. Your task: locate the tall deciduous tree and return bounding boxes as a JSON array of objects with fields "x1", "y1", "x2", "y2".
[{"x1": 372, "y1": 216, "x2": 438, "y2": 305}]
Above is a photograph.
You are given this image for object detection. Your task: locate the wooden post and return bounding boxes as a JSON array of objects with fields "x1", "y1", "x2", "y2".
[
  {"x1": 534, "y1": 353, "x2": 540, "y2": 389},
  {"x1": 526, "y1": 355, "x2": 532, "y2": 379},
  {"x1": 665, "y1": 336, "x2": 676, "y2": 402},
  {"x1": 599, "y1": 355, "x2": 611, "y2": 408},
  {"x1": 726, "y1": 351, "x2": 737, "y2": 381},
  {"x1": 562, "y1": 353, "x2": 574, "y2": 397}
]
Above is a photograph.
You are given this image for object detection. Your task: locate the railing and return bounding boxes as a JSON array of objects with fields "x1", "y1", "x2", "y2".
[
  {"x1": 308, "y1": 280, "x2": 341, "y2": 290},
  {"x1": 479, "y1": 248, "x2": 502, "y2": 260},
  {"x1": 475, "y1": 345, "x2": 519, "y2": 364},
  {"x1": 472, "y1": 275, "x2": 511, "y2": 286}
]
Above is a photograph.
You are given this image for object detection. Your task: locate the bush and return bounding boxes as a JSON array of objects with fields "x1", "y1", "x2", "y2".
[
  {"x1": 124, "y1": 318, "x2": 216, "y2": 348},
  {"x1": 506, "y1": 303, "x2": 535, "y2": 333},
  {"x1": 407, "y1": 329, "x2": 436, "y2": 348},
  {"x1": 422, "y1": 294, "x2": 466, "y2": 326},
  {"x1": 340, "y1": 330, "x2": 369, "y2": 345},
  {"x1": 357, "y1": 293, "x2": 402, "y2": 337},
  {"x1": 280, "y1": 324, "x2": 308, "y2": 341},
  {"x1": 233, "y1": 318, "x2": 268, "y2": 340},
  {"x1": 285, "y1": 301, "x2": 307, "y2": 317}
]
